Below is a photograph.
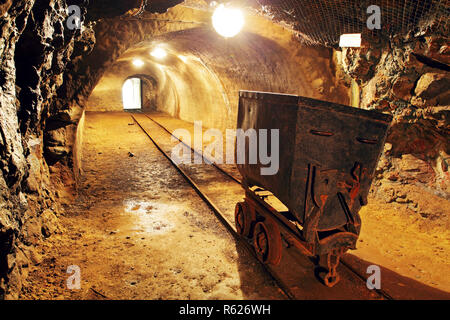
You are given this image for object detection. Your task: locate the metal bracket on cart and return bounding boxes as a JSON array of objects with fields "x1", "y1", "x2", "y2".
[{"x1": 324, "y1": 248, "x2": 345, "y2": 287}]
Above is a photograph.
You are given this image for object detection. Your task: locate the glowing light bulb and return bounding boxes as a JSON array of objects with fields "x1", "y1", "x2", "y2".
[
  {"x1": 151, "y1": 47, "x2": 167, "y2": 59},
  {"x1": 212, "y1": 4, "x2": 244, "y2": 38},
  {"x1": 132, "y1": 58, "x2": 144, "y2": 67}
]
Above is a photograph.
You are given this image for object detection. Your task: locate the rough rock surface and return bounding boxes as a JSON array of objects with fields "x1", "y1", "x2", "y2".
[
  {"x1": 339, "y1": 19, "x2": 449, "y2": 201},
  {"x1": 0, "y1": 0, "x2": 162, "y2": 300}
]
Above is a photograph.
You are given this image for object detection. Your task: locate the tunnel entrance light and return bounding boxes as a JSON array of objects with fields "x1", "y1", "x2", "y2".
[
  {"x1": 212, "y1": 4, "x2": 244, "y2": 38},
  {"x1": 122, "y1": 78, "x2": 142, "y2": 110},
  {"x1": 132, "y1": 58, "x2": 144, "y2": 67},
  {"x1": 151, "y1": 47, "x2": 167, "y2": 59},
  {"x1": 339, "y1": 34, "x2": 362, "y2": 47}
]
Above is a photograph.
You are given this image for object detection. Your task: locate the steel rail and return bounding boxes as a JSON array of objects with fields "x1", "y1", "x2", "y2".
[
  {"x1": 130, "y1": 114, "x2": 296, "y2": 300},
  {"x1": 142, "y1": 113, "x2": 241, "y2": 184}
]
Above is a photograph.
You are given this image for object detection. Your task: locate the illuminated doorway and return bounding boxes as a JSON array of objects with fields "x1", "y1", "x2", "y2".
[{"x1": 122, "y1": 78, "x2": 142, "y2": 110}]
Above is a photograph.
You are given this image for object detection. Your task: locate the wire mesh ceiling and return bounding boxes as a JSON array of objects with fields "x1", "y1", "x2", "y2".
[{"x1": 252, "y1": 0, "x2": 449, "y2": 46}]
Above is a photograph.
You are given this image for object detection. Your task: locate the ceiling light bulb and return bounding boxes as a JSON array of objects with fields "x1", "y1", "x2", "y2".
[
  {"x1": 212, "y1": 4, "x2": 244, "y2": 38},
  {"x1": 132, "y1": 59, "x2": 144, "y2": 67},
  {"x1": 151, "y1": 47, "x2": 167, "y2": 59}
]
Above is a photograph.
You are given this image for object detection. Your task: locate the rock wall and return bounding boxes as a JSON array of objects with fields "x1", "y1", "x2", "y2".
[
  {"x1": 0, "y1": 0, "x2": 159, "y2": 299},
  {"x1": 1, "y1": 0, "x2": 75, "y2": 299},
  {"x1": 337, "y1": 18, "x2": 449, "y2": 221}
]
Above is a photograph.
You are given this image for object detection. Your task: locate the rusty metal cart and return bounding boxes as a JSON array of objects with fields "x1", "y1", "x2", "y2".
[{"x1": 234, "y1": 90, "x2": 392, "y2": 287}]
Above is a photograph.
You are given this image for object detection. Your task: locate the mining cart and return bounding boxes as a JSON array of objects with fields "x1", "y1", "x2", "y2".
[{"x1": 235, "y1": 90, "x2": 392, "y2": 287}]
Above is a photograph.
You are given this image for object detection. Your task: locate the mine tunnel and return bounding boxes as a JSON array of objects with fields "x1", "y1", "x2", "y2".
[{"x1": 0, "y1": 1, "x2": 449, "y2": 302}]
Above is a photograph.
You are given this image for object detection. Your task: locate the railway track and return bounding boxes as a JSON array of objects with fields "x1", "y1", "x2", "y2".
[{"x1": 130, "y1": 112, "x2": 393, "y2": 300}]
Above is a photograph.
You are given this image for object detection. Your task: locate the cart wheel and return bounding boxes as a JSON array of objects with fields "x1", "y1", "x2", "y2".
[
  {"x1": 235, "y1": 201, "x2": 253, "y2": 237},
  {"x1": 253, "y1": 220, "x2": 282, "y2": 266}
]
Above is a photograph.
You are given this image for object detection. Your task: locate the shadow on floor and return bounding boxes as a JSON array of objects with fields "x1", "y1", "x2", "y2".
[{"x1": 234, "y1": 235, "x2": 450, "y2": 300}]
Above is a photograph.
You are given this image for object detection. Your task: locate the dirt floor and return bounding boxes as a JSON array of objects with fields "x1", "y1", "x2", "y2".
[
  {"x1": 19, "y1": 111, "x2": 449, "y2": 299},
  {"x1": 355, "y1": 190, "x2": 450, "y2": 293},
  {"x1": 19, "y1": 112, "x2": 285, "y2": 299}
]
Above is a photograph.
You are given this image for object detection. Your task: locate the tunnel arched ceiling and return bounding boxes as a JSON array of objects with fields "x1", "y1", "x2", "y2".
[
  {"x1": 87, "y1": 19, "x2": 350, "y2": 130},
  {"x1": 62, "y1": 0, "x2": 449, "y2": 119},
  {"x1": 116, "y1": 0, "x2": 450, "y2": 47}
]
